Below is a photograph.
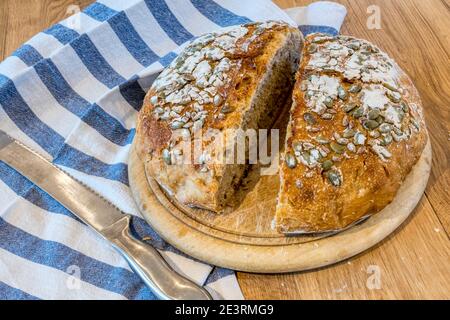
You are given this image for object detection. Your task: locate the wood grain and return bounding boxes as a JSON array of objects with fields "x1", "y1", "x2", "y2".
[
  {"x1": 0, "y1": 0, "x2": 448, "y2": 299},
  {"x1": 0, "y1": 0, "x2": 93, "y2": 57}
]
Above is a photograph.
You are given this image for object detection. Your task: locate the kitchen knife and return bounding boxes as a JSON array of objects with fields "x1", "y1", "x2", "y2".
[{"x1": 0, "y1": 130, "x2": 212, "y2": 300}]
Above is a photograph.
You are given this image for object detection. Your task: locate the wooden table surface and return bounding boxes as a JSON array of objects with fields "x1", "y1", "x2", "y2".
[{"x1": 0, "y1": 0, "x2": 449, "y2": 300}]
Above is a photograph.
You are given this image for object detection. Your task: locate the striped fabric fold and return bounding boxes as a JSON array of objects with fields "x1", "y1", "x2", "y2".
[{"x1": 0, "y1": 0, "x2": 346, "y2": 300}]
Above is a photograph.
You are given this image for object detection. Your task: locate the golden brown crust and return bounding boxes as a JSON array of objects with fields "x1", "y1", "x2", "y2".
[
  {"x1": 276, "y1": 34, "x2": 428, "y2": 233},
  {"x1": 136, "y1": 21, "x2": 302, "y2": 212}
]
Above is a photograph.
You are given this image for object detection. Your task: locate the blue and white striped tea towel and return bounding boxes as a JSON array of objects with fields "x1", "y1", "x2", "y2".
[{"x1": 0, "y1": 0, "x2": 346, "y2": 300}]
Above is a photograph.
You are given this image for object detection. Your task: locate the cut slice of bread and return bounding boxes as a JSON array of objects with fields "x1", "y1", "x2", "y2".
[
  {"x1": 275, "y1": 34, "x2": 428, "y2": 233},
  {"x1": 136, "y1": 21, "x2": 302, "y2": 212}
]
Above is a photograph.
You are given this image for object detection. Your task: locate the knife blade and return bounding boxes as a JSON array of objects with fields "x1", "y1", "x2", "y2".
[{"x1": 0, "y1": 130, "x2": 212, "y2": 300}]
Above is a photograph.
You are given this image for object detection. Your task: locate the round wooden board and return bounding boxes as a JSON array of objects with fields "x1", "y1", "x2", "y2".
[{"x1": 128, "y1": 140, "x2": 432, "y2": 273}]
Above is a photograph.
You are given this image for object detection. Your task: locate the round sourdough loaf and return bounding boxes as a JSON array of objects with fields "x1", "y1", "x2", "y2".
[
  {"x1": 136, "y1": 21, "x2": 302, "y2": 213},
  {"x1": 275, "y1": 34, "x2": 428, "y2": 233}
]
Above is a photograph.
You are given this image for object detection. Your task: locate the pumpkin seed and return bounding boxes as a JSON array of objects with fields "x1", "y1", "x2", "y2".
[
  {"x1": 342, "y1": 116, "x2": 349, "y2": 127},
  {"x1": 214, "y1": 95, "x2": 223, "y2": 106},
  {"x1": 343, "y1": 128, "x2": 356, "y2": 138},
  {"x1": 411, "y1": 118, "x2": 420, "y2": 130},
  {"x1": 337, "y1": 137, "x2": 349, "y2": 145},
  {"x1": 285, "y1": 153, "x2": 297, "y2": 169},
  {"x1": 352, "y1": 107, "x2": 364, "y2": 118},
  {"x1": 321, "y1": 113, "x2": 333, "y2": 120},
  {"x1": 347, "y1": 43, "x2": 360, "y2": 50},
  {"x1": 379, "y1": 123, "x2": 392, "y2": 133},
  {"x1": 326, "y1": 170, "x2": 342, "y2": 187},
  {"x1": 386, "y1": 91, "x2": 401, "y2": 103},
  {"x1": 348, "y1": 84, "x2": 362, "y2": 93},
  {"x1": 308, "y1": 43, "x2": 318, "y2": 54},
  {"x1": 347, "y1": 142, "x2": 356, "y2": 152},
  {"x1": 301, "y1": 151, "x2": 312, "y2": 164},
  {"x1": 381, "y1": 134, "x2": 393, "y2": 146},
  {"x1": 318, "y1": 147, "x2": 328, "y2": 157},
  {"x1": 303, "y1": 142, "x2": 315, "y2": 150},
  {"x1": 333, "y1": 132, "x2": 341, "y2": 140},
  {"x1": 364, "y1": 120, "x2": 380, "y2": 130},
  {"x1": 221, "y1": 104, "x2": 233, "y2": 113},
  {"x1": 376, "y1": 115, "x2": 384, "y2": 124},
  {"x1": 368, "y1": 109, "x2": 380, "y2": 120},
  {"x1": 322, "y1": 160, "x2": 334, "y2": 171},
  {"x1": 382, "y1": 82, "x2": 399, "y2": 92},
  {"x1": 354, "y1": 132, "x2": 366, "y2": 145},
  {"x1": 170, "y1": 120, "x2": 185, "y2": 130},
  {"x1": 162, "y1": 149, "x2": 171, "y2": 165},
  {"x1": 307, "y1": 126, "x2": 320, "y2": 133},
  {"x1": 154, "y1": 107, "x2": 164, "y2": 114},
  {"x1": 369, "y1": 130, "x2": 380, "y2": 138},
  {"x1": 303, "y1": 112, "x2": 316, "y2": 125},
  {"x1": 315, "y1": 136, "x2": 330, "y2": 144},
  {"x1": 328, "y1": 108, "x2": 337, "y2": 115},
  {"x1": 330, "y1": 141, "x2": 346, "y2": 154},
  {"x1": 324, "y1": 97, "x2": 334, "y2": 108},
  {"x1": 293, "y1": 141, "x2": 303, "y2": 152},
  {"x1": 401, "y1": 101, "x2": 409, "y2": 113},
  {"x1": 338, "y1": 86, "x2": 348, "y2": 100},
  {"x1": 344, "y1": 103, "x2": 358, "y2": 113}
]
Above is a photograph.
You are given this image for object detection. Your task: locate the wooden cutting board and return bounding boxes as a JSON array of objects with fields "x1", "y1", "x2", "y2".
[{"x1": 128, "y1": 135, "x2": 432, "y2": 273}]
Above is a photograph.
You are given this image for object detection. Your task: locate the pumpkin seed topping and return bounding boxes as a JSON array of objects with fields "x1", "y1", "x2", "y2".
[
  {"x1": 379, "y1": 123, "x2": 392, "y2": 133},
  {"x1": 308, "y1": 43, "x2": 318, "y2": 54},
  {"x1": 382, "y1": 82, "x2": 399, "y2": 92},
  {"x1": 348, "y1": 84, "x2": 362, "y2": 93},
  {"x1": 321, "y1": 113, "x2": 333, "y2": 120},
  {"x1": 326, "y1": 170, "x2": 342, "y2": 187},
  {"x1": 337, "y1": 137, "x2": 349, "y2": 145},
  {"x1": 170, "y1": 120, "x2": 185, "y2": 130},
  {"x1": 381, "y1": 134, "x2": 393, "y2": 146},
  {"x1": 354, "y1": 132, "x2": 366, "y2": 145},
  {"x1": 285, "y1": 153, "x2": 297, "y2": 169},
  {"x1": 324, "y1": 97, "x2": 334, "y2": 108},
  {"x1": 338, "y1": 86, "x2": 348, "y2": 100},
  {"x1": 342, "y1": 116, "x2": 349, "y2": 127},
  {"x1": 315, "y1": 136, "x2": 330, "y2": 144},
  {"x1": 150, "y1": 96, "x2": 158, "y2": 105},
  {"x1": 220, "y1": 104, "x2": 233, "y2": 114},
  {"x1": 347, "y1": 142, "x2": 356, "y2": 152},
  {"x1": 401, "y1": 101, "x2": 409, "y2": 113},
  {"x1": 368, "y1": 109, "x2": 380, "y2": 120},
  {"x1": 386, "y1": 91, "x2": 401, "y2": 103},
  {"x1": 343, "y1": 128, "x2": 356, "y2": 138},
  {"x1": 154, "y1": 106, "x2": 164, "y2": 114},
  {"x1": 293, "y1": 141, "x2": 303, "y2": 152},
  {"x1": 303, "y1": 112, "x2": 316, "y2": 125},
  {"x1": 330, "y1": 141, "x2": 346, "y2": 154},
  {"x1": 162, "y1": 149, "x2": 172, "y2": 165},
  {"x1": 352, "y1": 107, "x2": 364, "y2": 118},
  {"x1": 364, "y1": 119, "x2": 380, "y2": 130},
  {"x1": 411, "y1": 118, "x2": 420, "y2": 130},
  {"x1": 344, "y1": 103, "x2": 358, "y2": 113},
  {"x1": 213, "y1": 94, "x2": 223, "y2": 106},
  {"x1": 322, "y1": 160, "x2": 334, "y2": 171}
]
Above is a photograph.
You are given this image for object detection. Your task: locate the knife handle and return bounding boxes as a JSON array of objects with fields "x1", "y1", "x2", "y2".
[{"x1": 103, "y1": 215, "x2": 213, "y2": 300}]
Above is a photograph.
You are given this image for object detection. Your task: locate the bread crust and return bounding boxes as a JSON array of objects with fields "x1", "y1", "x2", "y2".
[
  {"x1": 276, "y1": 34, "x2": 428, "y2": 233},
  {"x1": 136, "y1": 21, "x2": 302, "y2": 212}
]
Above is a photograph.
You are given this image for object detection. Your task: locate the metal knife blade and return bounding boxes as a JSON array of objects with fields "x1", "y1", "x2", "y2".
[{"x1": 0, "y1": 130, "x2": 212, "y2": 300}]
